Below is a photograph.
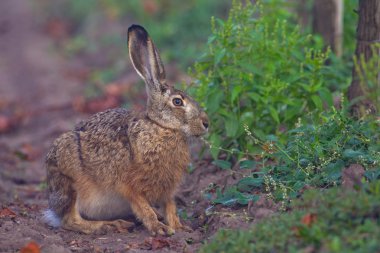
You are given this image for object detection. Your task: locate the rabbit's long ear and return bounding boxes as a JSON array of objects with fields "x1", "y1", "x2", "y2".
[{"x1": 128, "y1": 25, "x2": 167, "y2": 92}]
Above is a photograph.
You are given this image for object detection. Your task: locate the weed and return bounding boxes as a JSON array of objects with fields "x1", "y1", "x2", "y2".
[
  {"x1": 189, "y1": 0, "x2": 334, "y2": 159},
  {"x1": 210, "y1": 109, "x2": 380, "y2": 206},
  {"x1": 200, "y1": 180, "x2": 380, "y2": 253},
  {"x1": 353, "y1": 43, "x2": 380, "y2": 113}
]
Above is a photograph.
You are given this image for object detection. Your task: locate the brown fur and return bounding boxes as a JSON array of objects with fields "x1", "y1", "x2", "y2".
[{"x1": 45, "y1": 25, "x2": 208, "y2": 236}]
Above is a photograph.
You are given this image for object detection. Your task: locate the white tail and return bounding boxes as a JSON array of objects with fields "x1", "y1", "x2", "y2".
[{"x1": 42, "y1": 209, "x2": 61, "y2": 227}]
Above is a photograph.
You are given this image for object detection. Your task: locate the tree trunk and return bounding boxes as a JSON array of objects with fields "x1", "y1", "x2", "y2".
[
  {"x1": 312, "y1": 0, "x2": 343, "y2": 57},
  {"x1": 348, "y1": 0, "x2": 380, "y2": 116},
  {"x1": 295, "y1": 0, "x2": 309, "y2": 32}
]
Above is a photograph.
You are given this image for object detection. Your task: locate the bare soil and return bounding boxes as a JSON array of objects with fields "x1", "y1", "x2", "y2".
[{"x1": 0, "y1": 1, "x2": 258, "y2": 252}]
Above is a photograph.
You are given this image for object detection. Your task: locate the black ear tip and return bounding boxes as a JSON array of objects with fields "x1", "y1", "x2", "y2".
[
  {"x1": 128, "y1": 24, "x2": 145, "y2": 32},
  {"x1": 128, "y1": 24, "x2": 149, "y2": 40}
]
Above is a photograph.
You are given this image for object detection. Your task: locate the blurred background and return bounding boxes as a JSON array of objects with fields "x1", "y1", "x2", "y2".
[
  {"x1": 0, "y1": 0, "x2": 362, "y2": 189},
  {"x1": 35, "y1": 0, "x2": 231, "y2": 107}
]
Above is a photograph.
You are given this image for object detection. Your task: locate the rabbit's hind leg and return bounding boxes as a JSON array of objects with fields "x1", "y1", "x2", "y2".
[
  {"x1": 46, "y1": 163, "x2": 103, "y2": 234},
  {"x1": 61, "y1": 198, "x2": 133, "y2": 234}
]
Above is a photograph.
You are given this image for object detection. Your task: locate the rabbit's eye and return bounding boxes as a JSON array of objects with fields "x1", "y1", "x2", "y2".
[{"x1": 172, "y1": 98, "x2": 183, "y2": 106}]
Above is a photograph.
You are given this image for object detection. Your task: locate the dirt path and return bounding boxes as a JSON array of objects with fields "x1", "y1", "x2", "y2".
[
  {"x1": 0, "y1": 0, "x2": 84, "y2": 183},
  {"x1": 0, "y1": 1, "x2": 253, "y2": 252}
]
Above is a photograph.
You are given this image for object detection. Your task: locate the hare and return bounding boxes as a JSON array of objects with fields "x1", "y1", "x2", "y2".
[{"x1": 43, "y1": 24, "x2": 209, "y2": 236}]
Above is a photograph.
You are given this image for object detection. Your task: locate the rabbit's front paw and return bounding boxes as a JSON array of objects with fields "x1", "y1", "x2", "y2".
[
  {"x1": 106, "y1": 219, "x2": 135, "y2": 233},
  {"x1": 177, "y1": 224, "x2": 193, "y2": 233},
  {"x1": 148, "y1": 221, "x2": 175, "y2": 236},
  {"x1": 169, "y1": 220, "x2": 193, "y2": 233},
  {"x1": 94, "y1": 219, "x2": 134, "y2": 234}
]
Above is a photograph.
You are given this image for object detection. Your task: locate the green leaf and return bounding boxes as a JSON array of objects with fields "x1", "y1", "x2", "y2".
[
  {"x1": 231, "y1": 85, "x2": 242, "y2": 103},
  {"x1": 269, "y1": 106, "x2": 280, "y2": 124},
  {"x1": 212, "y1": 159, "x2": 232, "y2": 170},
  {"x1": 284, "y1": 104, "x2": 301, "y2": 121},
  {"x1": 240, "y1": 62, "x2": 262, "y2": 76},
  {"x1": 239, "y1": 160, "x2": 256, "y2": 169},
  {"x1": 318, "y1": 88, "x2": 333, "y2": 107},
  {"x1": 343, "y1": 149, "x2": 365, "y2": 159},
  {"x1": 325, "y1": 160, "x2": 344, "y2": 182},
  {"x1": 364, "y1": 169, "x2": 380, "y2": 181},
  {"x1": 292, "y1": 181, "x2": 306, "y2": 192},
  {"x1": 311, "y1": 95, "x2": 323, "y2": 110},
  {"x1": 215, "y1": 48, "x2": 226, "y2": 65},
  {"x1": 247, "y1": 92, "x2": 261, "y2": 102},
  {"x1": 214, "y1": 186, "x2": 259, "y2": 206},
  {"x1": 207, "y1": 35, "x2": 216, "y2": 44},
  {"x1": 237, "y1": 177, "x2": 263, "y2": 191},
  {"x1": 215, "y1": 18, "x2": 225, "y2": 27},
  {"x1": 265, "y1": 135, "x2": 278, "y2": 141},
  {"x1": 237, "y1": 194, "x2": 259, "y2": 205},
  {"x1": 207, "y1": 90, "x2": 224, "y2": 114},
  {"x1": 225, "y1": 114, "x2": 239, "y2": 137},
  {"x1": 209, "y1": 133, "x2": 221, "y2": 159}
]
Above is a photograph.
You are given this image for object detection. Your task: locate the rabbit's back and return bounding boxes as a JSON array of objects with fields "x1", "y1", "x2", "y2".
[
  {"x1": 57, "y1": 108, "x2": 137, "y2": 183},
  {"x1": 51, "y1": 108, "x2": 190, "y2": 201}
]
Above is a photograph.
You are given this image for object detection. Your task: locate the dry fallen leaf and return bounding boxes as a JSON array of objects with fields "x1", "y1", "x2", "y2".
[
  {"x1": 45, "y1": 17, "x2": 68, "y2": 40},
  {"x1": 248, "y1": 195, "x2": 278, "y2": 219},
  {"x1": 143, "y1": 0, "x2": 159, "y2": 15},
  {"x1": 301, "y1": 213, "x2": 317, "y2": 227},
  {"x1": 14, "y1": 143, "x2": 41, "y2": 161},
  {"x1": 20, "y1": 241, "x2": 40, "y2": 253},
  {"x1": 144, "y1": 237, "x2": 170, "y2": 250},
  {"x1": 0, "y1": 207, "x2": 16, "y2": 218},
  {"x1": 0, "y1": 115, "x2": 13, "y2": 133},
  {"x1": 151, "y1": 237, "x2": 170, "y2": 250},
  {"x1": 104, "y1": 82, "x2": 133, "y2": 97},
  {"x1": 291, "y1": 226, "x2": 300, "y2": 237},
  {"x1": 342, "y1": 164, "x2": 365, "y2": 189},
  {"x1": 64, "y1": 68, "x2": 90, "y2": 82}
]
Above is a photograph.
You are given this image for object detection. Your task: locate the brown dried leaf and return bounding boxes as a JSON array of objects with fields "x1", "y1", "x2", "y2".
[
  {"x1": 301, "y1": 213, "x2": 317, "y2": 227},
  {"x1": 45, "y1": 18, "x2": 68, "y2": 40},
  {"x1": 143, "y1": 0, "x2": 159, "y2": 15},
  {"x1": 248, "y1": 195, "x2": 278, "y2": 220},
  {"x1": 0, "y1": 115, "x2": 13, "y2": 133},
  {"x1": 262, "y1": 141, "x2": 275, "y2": 154},
  {"x1": 20, "y1": 241, "x2": 40, "y2": 253},
  {"x1": 15, "y1": 143, "x2": 41, "y2": 161},
  {"x1": 144, "y1": 237, "x2": 170, "y2": 250},
  {"x1": 64, "y1": 68, "x2": 90, "y2": 82},
  {"x1": 104, "y1": 81, "x2": 132, "y2": 97},
  {"x1": 151, "y1": 237, "x2": 170, "y2": 250},
  {"x1": 342, "y1": 164, "x2": 365, "y2": 189},
  {"x1": 126, "y1": 242, "x2": 141, "y2": 250},
  {"x1": 0, "y1": 207, "x2": 16, "y2": 218},
  {"x1": 291, "y1": 226, "x2": 300, "y2": 237}
]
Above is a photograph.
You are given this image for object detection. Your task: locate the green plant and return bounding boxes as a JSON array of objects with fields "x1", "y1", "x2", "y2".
[
  {"x1": 343, "y1": 0, "x2": 359, "y2": 59},
  {"x1": 353, "y1": 43, "x2": 380, "y2": 113},
  {"x1": 209, "y1": 109, "x2": 380, "y2": 206},
  {"x1": 201, "y1": 180, "x2": 380, "y2": 253},
  {"x1": 190, "y1": 0, "x2": 333, "y2": 159}
]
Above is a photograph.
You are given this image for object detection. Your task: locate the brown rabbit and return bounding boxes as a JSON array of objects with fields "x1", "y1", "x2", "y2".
[{"x1": 43, "y1": 24, "x2": 209, "y2": 236}]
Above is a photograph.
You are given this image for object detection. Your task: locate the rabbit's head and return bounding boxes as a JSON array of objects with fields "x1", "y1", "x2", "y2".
[{"x1": 128, "y1": 25, "x2": 208, "y2": 137}]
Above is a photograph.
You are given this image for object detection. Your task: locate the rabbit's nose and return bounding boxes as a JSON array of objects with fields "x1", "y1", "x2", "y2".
[{"x1": 201, "y1": 112, "x2": 209, "y2": 129}]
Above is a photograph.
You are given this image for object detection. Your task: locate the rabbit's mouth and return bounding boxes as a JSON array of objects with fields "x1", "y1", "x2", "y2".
[{"x1": 181, "y1": 122, "x2": 208, "y2": 137}]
